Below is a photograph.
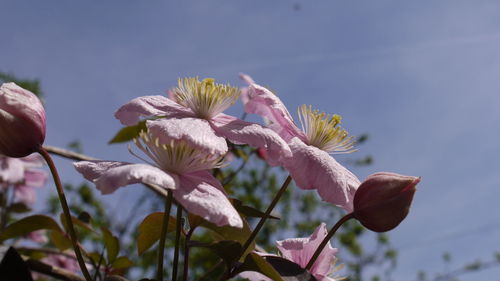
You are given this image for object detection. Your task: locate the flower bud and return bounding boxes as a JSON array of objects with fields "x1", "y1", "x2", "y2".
[
  {"x1": 0, "y1": 83, "x2": 46, "y2": 157},
  {"x1": 353, "y1": 172, "x2": 419, "y2": 232}
]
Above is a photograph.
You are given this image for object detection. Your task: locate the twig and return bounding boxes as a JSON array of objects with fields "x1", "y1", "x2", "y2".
[{"x1": 43, "y1": 145, "x2": 96, "y2": 161}]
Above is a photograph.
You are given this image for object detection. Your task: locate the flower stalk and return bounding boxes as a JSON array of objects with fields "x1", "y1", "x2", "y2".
[
  {"x1": 226, "y1": 175, "x2": 292, "y2": 278},
  {"x1": 38, "y1": 147, "x2": 92, "y2": 281},
  {"x1": 157, "y1": 191, "x2": 173, "y2": 281},
  {"x1": 172, "y1": 204, "x2": 183, "y2": 281}
]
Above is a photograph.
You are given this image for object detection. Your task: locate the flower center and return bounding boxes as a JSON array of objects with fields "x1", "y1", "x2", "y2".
[
  {"x1": 131, "y1": 131, "x2": 225, "y2": 174},
  {"x1": 297, "y1": 105, "x2": 356, "y2": 154},
  {"x1": 173, "y1": 77, "x2": 240, "y2": 119}
]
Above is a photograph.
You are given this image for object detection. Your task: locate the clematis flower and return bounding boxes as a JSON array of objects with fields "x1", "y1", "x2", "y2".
[
  {"x1": 114, "y1": 77, "x2": 291, "y2": 166},
  {"x1": 240, "y1": 223, "x2": 342, "y2": 281},
  {"x1": 242, "y1": 77, "x2": 360, "y2": 211},
  {"x1": 0, "y1": 154, "x2": 47, "y2": 206},
  {"x1": 0, "y1": 83, "x2": 46, "y2": 158},
  {"x1": 74, "y1": 118, "x2": 243, "y2": 228}
]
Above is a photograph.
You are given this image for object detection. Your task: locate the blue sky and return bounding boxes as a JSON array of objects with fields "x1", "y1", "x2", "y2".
[{"x1": 2, "y1": 1, "x2": 500, "y2": 280}]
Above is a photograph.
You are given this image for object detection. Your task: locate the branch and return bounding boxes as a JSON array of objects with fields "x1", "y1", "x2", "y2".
[{"x1": 43, "y1": 145, "x2": 96, "y2": 161}]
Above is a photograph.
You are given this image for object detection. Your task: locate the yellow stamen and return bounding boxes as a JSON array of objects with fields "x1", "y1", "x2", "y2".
[
  {"x1": 173, "y1": 77, "x2": 240, "y2": 119},
  {"x1": 297, "y1": 105, "x2": 356, "y2": 154},
  {"x1": 131, "y1": 131, "x2": 225, "y2": 174}
]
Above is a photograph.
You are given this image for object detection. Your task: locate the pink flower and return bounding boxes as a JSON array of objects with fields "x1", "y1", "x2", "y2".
[
  {"x1": 74, "y1": 118, "x2": 243, "y2": 228},
  {"x1": 0, "y1": 154, "x2": 47, "y2": 205},
  {"x1": 241, "y1": 223, "x2": 341, "y2": 281},
  {"x1": 43, "y1": 254, "x2": 79, "y2": 273},
  {"x1": 0, "y1": 83, "x2": 46, "y2": 158},
  {"x1": 242, "y1": 77, "x2": 360, "y2": 211},
  {"x1": 26, "y1": 230, "x2": 49, "y2": 244},
  {"x1": 353, "y1": 172, "x2": 420, "y2": 232},
  {"x1": 114, "y1": 77, "x2": 291, "y2": 166}
]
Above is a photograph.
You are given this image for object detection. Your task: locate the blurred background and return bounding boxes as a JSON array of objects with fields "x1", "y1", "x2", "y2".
[{"x1": 2, "y1": 1, "x2": 500, "y2": 280}]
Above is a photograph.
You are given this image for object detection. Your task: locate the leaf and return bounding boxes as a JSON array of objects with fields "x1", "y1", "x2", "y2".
[
  {"x1": 111, "y1": 256, "x2": 134, "y2": 269},
  {"x1": 189, "y1": 240, "x2": 242, "y2": 265},
  {"x1": 101, "y1": 227, "x2": 120, "y2": 263},
  {"x1": 60, "y1": 213, "x2": 95, "y2": 233},
  {"x1": 234, "y1": 253, "x2": 283, "y2": 281},
  {"x1": 0, "y1": 215, "x2": 62, "y2": 242},
  {"x1": 50, "y1": 230, "x2": 72, "y2": 251},
  {"x1": 88, "y1": 251, "x2": 105, "y2": 265},
  {"x1": 137, "y1": 212, "x2": 176, "y2": 255},
  {"x1": 77, "y1": 211, "x2": 92, "y2": 224},
  {"x1": 200, "y1": 217, "x2": 252, "y2": 246},
  {"x1": 7, "y1": 203, "x2": 32, "y2": 213},
  {"x1": 188, "y1": 213, "x2": 204, "y2": 230},
  {"x1": 232, "y1": 199, "x2": 279, "y2": 220},
  {"x1": 109, "y1": 121, "x2": 147, "y2": 144},
  {"x1": 263, "y1": 256, "x2": 316, "y2": 281}
]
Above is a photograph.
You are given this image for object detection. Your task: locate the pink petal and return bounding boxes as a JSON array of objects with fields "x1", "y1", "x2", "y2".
[
  {"x1": 23, "y1": 170, "x2": 47, "y2": 188},
  {"x1": 14, "y1": 185, "x2": 36, "y2": 205},
  {"x1": 147, "y1": 118, "x2": 227, "y2": 155},
  {"x1": 0, "y1": 157, "x2": 25, "y2": 183},
  {"x1": 276, "y1": 223, "x2": 337, "y2": 277},
  {"x1": 284, "y1": 138, "x2": 360, "y2": 212},
  {"x1": 174, "y1": 171, "x2": 243, "y2": 228},
  {"x1": 239, "y1": 73, "x2": 255, "y2": 105},
  {"x1": 211, "y1": 113, "x2": 291, "y2": 166},
  {"x1": 114, "y1": 95, "x2": 194, "y2": 126},
  {"x1": 245, "y1": 84, "x2": 305, "y2": 142},
  {"x1": 239, "y1": 271, "x2": 272, "y2": 281},
  {"x1": 74, "y1": 160, "x2": 177, "y2": 194}
]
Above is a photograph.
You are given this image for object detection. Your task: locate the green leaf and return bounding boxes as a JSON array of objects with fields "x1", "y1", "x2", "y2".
[
  {"x1": 111, "y1": 256, "x2": 134, "y2": 269},
  {"x1": 101, "y1": 227, "x2": 120, "y2": 263},
  {"x1": 189, "y1": 240, "x2": 242, "y2": 265},
  {"x1": 232, "y1": 199, "x2": 279, "y2": 220},
  {"x1": 60, "y1": 213, "x2": 95, "y2": 233},
  {"x1": 198, "y1": 215, "x2": 254, "y2": 259},
  {"x1": 234, "y1": 253, "x2": 284, "y2": 281},
  {"x1": 137, "y1": 212, "x2": 176, "y2": 255},
  {"x1": 263, "y1": 256, "x2": 316, "y2": 281},
  {"x1": 7, "y1": 203, "x2": 32, "y2": 213},
  {"x1": 88, "y1": 251, "x2": 105, "y2": 265},
  {"x1": 109, "y1": 121, "x2": 147, "y2": 144},
  {"x1": 0, "y1": 215, "x2": 62, "y2": 242},
  {"x1": 50, "y1": 230, "x2": 72, "y2": 251},
  {"x1": 188, "y1": 213, "x2": 204, "y2": 230}
]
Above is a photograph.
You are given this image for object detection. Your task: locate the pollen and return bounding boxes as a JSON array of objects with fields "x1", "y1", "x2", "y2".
[
  {"x1": 173, "y1": 77, "x2": 240, "y2": 119},
  {"x1": 297, "y1": 105, "x2": 356, "y2": 154}
]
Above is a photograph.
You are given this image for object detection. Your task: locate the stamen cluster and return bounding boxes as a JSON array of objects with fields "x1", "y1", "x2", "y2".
[
  {"x1": 173, "y1": 77, "x2": 240, "y2": 119},
  {"x1": 297, "y1": 105, "x2": 356, "y2": 154},
  {"x1": 132, "y1": 131, "x2": 225, "y2": 174}
]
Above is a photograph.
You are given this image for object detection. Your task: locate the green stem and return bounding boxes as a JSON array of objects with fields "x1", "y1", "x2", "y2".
[
  {"x1": 225, "y1": 175, "x2": 292, "y2": 279},
  {"x1": 38, "y1": 147, "x2": 92, "y2": 281},
  {"x1": 172, "y1": 204, "x2": 183, "y2": 281},
  {"x1": 240, "y1": 175, "x2": 292, "y2": 257},
  {"x1": 157, "y1": 191, "x2": 173, "y2": 281},
  {"x1": 182, "y1": 228, "x2": 194, "y2": 281},
  {"x1": 305, "y1": 212, "x2": 354, "y2": 270}
]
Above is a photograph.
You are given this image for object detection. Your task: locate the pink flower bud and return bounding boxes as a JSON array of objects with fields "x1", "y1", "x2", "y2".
[
  {"x1": 353, "y1": 172, "x2": 420, "y2": 232},
  {"x1": 0, "y1": 83, "x2": 46, "y2": 157}
]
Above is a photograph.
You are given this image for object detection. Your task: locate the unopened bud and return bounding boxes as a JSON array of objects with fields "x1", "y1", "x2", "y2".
[
  {"x1": 0, "y1": 83, "x2": 46, "y2": 157},
  {"x1": 353, "y1": 172, "x2": 419, "y2": 232}
]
